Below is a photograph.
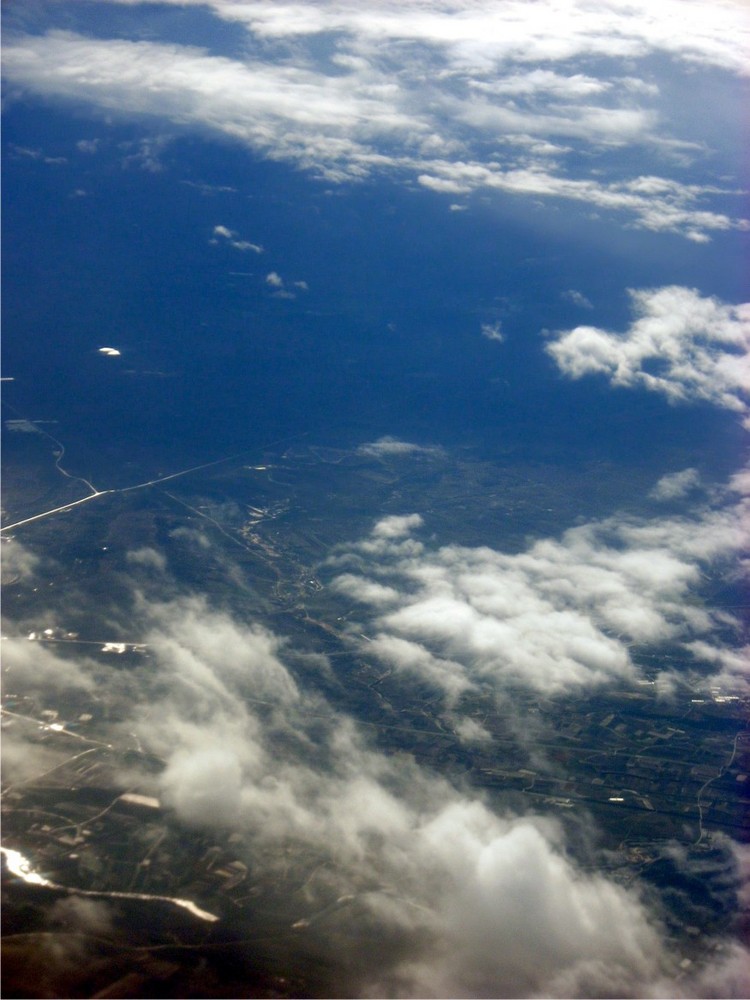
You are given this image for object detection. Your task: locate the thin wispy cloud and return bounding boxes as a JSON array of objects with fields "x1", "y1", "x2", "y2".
[
  {"x1": 211, "y1": 223, "x2": 263, "y2": 252},
  {"x1": 3, "y1": 0, "x2": 748, "y2": 238},
  {"x1": 481, "y1": 320, "x2": 504, "y2": 342}
]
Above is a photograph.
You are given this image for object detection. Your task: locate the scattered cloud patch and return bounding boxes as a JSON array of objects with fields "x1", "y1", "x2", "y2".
[
  {"x1": 372, "y1": 513, "x2": 424, "y2": 539},
  {"x1": 329, "y1": 489, "x2": 748, "y2": 700},
  {"x1": 3, "y1": 1, "x2": 748, "y2": 238},
  {"x1": 1, "y1": 538, "x2": 40, "y2": 583},
  {"x1": 211, "y1": 224, "x2": 263, "y2": 252},
  {"x1": 563, "y1": 288, "x2": 593, "y2": 309},
  {"x1": 650, "y1": 468, "x2": 702, "y2": 501},
  {"x1": 82, "y1": 593, "x2": 732, "y2": 998},
  {"x1": 262, "y1": 271, "x2": 307, "y2": 295},
  {"x1": 547, "y1": 287, "x2": 750, "y2": 418},
  {"x1": 126, "y1": 546, "x2": 167, "y2": 572},
  {"x1": 481, "y1": 320, "x2": 504, "y2": 343},
  {"x1": 1, "y1": 634, "x2": 96, "y2": 694},
  {"x1": 2, "y1": 530, "x2": 748, "y2": 995}
]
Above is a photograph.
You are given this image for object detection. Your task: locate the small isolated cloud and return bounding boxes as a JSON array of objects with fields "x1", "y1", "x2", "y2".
[
  {"x1": 98, "y1": 346, "x2": 121, "y2": 356},
  {"x1": 547, "y1": 287, "x2": 750, "y2": 419},
  {"x1": 126, "y1": 546, "x2": 167, "y2": 572},
  {"x1": 89, "y1": 592, "x2": 728, "y2": 998},
  {"x1": 563, "y1": 288, "x2": 593, "y2": 309},
  {"x1": 75, "y1": 138, "x2": 99, "y2": 154},
  {"x1": 119, "y1": 135, "x2": 169, "y2": 173},
  {"x1": 372, "y1": 513, "x2": 424, "y2": 539},
  {"x1": 649, "y1": 468, "x2": 701, "y2": 501},
  {"x1": 263, "y1": 272, "x2": 307, "y2": 294},
  {"x1": 481, "y1": 321, "x2": 504, "y2": 343},
  {"x1": 211, "y1": 224, "x2": 263, "y2": 253},
  {"x1": 357, "y1": 436, "x2": 443, "y2": 459}
]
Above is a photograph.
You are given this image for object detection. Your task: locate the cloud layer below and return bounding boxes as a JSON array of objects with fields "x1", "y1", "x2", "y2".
[
  {"x1": 3, "y1": 0, "x2": 748, "y2": 238},
  {"x1": 3, "y1": 496, "x2": 748, "y2": 996},
  {"x1": 329, "y1": 475, "x2": 748, "y2": 703}
]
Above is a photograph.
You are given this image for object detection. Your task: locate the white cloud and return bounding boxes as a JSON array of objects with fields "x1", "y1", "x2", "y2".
[
  {"x1": 126, "y1": 546, "x2": 167, "y2": 572},
  {"x1": 1, "y1": 635, "x2": 96, "y2": 693},
  {"x1": 650, "y1": 468, "x2": 702, "y2": 501},
  {"x1": 211, "y1": 223, "x2": 263, "y2": 252},
  {"x1": 328, "y1": 488, "x2": 747, "y2": 700},
  {"x1": 159, "y1": 0, "x2": 750, "y2": 77},
  {"x1": 373, "y1": 513, "x2": 425, "y2": 538},
  {"x1": 548, "y1": 287, "x2": 750, "y2": 417},
  {"x1": 1, "y1": 538, "x2": 40, "y2": 584},
  {"x1": 563, "y1": 288, "x2": 593, "y2": 309},
  {"x1": 481, "y1": 320, "x2": 504, "y2": 342},
  {"x1": 357, "y1": 436, "x2": 443, "y2": 458},
  {"x1": 3, "y1": 0, "x2": 748, "y2": 238},
  {"x1": 3, "y1": 550, "x2": 747, "y2": 995},
  {"x1": 265, "y1": 271, "x2": 284, "y2": 287},
  {"x1": 103, "y1": 595, "x2": 710, "y2": 996}
]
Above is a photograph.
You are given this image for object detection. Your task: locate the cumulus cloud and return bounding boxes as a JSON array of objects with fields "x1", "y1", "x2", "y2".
[
  {"x1": 373, "y1": 513, "x2": 425, "y2": 539},
  {"x1": 265, "y1": 271, "x2": 284, "y2": 287},
  {"x1": 3, "y1": 0, "x2": 748, "y2": 237},
  {"x1": 328, "y1": 490, "x2": 747, "y2": 700},
  {"x1": 548, "y1": 287, "x2": 750, "y2": 418},
  {"x1": 90, "y1": 594, "x2": 702, "y2": 997},
  {"x1": 3, "y1": 539, "x2": 747, "y2": 995}
]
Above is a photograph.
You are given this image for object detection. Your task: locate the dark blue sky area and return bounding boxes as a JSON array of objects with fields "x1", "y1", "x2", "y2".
[{"x1": 3, "y1": 100, "x2": 746, "y2": 483}]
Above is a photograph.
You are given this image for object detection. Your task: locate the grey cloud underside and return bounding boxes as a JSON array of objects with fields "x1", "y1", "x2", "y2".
[{"x1": 3, "y1": 0, "x2": 748, "y2": 238}]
